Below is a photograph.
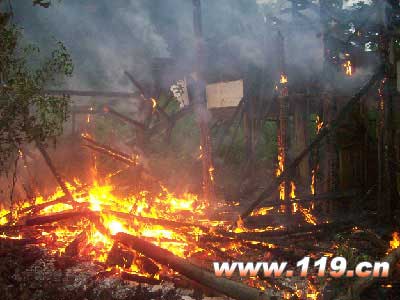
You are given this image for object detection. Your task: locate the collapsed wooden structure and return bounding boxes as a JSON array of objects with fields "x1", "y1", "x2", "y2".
[{"x1": 10, "y1": 0, "x2": 398, "y2": 299}]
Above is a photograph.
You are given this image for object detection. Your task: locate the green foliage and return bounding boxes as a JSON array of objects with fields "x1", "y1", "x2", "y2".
[{"x1": 0, "y1": 10, "x2": 73, "y2": 172}]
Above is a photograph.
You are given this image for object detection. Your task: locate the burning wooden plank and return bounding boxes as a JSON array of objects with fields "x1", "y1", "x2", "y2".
[{"x1": 115, "y1": 232, "x2": 271, "y2": 300}]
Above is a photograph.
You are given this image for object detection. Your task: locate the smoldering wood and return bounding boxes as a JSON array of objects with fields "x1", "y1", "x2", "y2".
[
  {"x1": 120, "y1": 271, "x2": 161, "y2": 285},
  {"x1": 240, "y1": 69, "x2": 383, "y2": 220},
  {"x1": 64, "y1": 230, "x2": 88, "y2": 257},
  {"x1": 336, "y1": 247, "x2": 400, "y2": 300},
  {"x1": 115, "y1": 232, "x2": 271, "y2": 300}
]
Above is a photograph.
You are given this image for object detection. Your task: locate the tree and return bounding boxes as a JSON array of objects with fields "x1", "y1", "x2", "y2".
[{"x1": 0, "y1": 1, "x2": 73, "y2": 173}]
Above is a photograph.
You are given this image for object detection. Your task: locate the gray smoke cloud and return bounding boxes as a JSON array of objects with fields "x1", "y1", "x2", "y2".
[{"x1": 10, "y1": 0, "x2": 376, "y2": 93}]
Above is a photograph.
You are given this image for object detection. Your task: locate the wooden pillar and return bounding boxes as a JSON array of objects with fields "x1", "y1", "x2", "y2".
[
  {"x1": 276, "y1": 31, "x2": 290, "y2": 207},
  {"x1": 293, "y1": 96, "x2": 310, "y2": 186},
  {"x1": 192, "y1": 0, "x2": 215, "y2": 202},
  {"x1": 377, "y1": 2, "x2": 399, "y2": 219}
]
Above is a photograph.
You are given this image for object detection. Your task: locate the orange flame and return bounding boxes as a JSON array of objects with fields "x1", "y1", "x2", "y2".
[
  {"x1": 390, "y1": 232, "x2": 400, "y2": 250},
  {"x1": 316, "y1": 116, "x2": 324, "y2": 133},
  {"x1": 151, "y1": 98, "x2": 157, "y2": 109},
  {"x1": 344, "y1": 60, "x2": 353, "y2": 76},
  {"x1": 280, "y1": 74, "x2": 288, "y2": 84},
  {"x1": 276, "y1": 149, "x2": 285, "y2": 201}
]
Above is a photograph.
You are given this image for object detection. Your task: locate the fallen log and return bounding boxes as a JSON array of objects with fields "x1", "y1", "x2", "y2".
[
  {"x1": 240, "y1": 70, "x2": 383, "y2": 220},
  {"x1": 104, "y1": 209, "x2": 209, "y2": 232},
  {"x1": 336, "y1": 246, "x2": 400, "y2": 300},
  {"x1": 24, "y1": 210, "x2": 95, "y2": 226},
  {"x1": 36, "y1": 141, "x2": 74, "y2": 202},
  {"x1": 115, "y1": 232, "x2": 271, "y2": 300}
]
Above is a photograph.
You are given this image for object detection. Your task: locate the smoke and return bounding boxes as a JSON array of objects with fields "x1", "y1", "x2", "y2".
[{"x1": 10, "y1": 0, "x2": 377, "y2": 93}]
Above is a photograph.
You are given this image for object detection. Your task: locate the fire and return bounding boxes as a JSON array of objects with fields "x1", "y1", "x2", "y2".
[
  {"x1": 390, "y1": 232, "x2": 400, "y2": 250},
  {"x1": 276, "y1": 150, "x2": 285, "y2": 200},
  {"x1": 234, "y1": 216, "x2": 245, "y2": 233},
  {"x1": 151, "y1": 98, "x2": 157, "y2": 109},
  {"x1": 343, "y1": 60, "x2": 353, "y2": 76},
  {"x1": 298, "y1": 206, "x2": 317, "y2": 226},
  {"x1": 290, "y1": 181, "x2": 296, "y2": 199},
  {"x1": 280, "y1": 74, "x2": 288, "y2": 84},
  {"x1": 311, "y1": 169, "x2": 315, "y2": 195},
  {"x1": 315, "y1": 116, "x2": 323, "y2": 133},
  {"x1": 290, "y1": 181, "x2": 297, "y2": 213},
  {"x1": 208, "y1": 166, "x2": 215, "y2": 182},
  {"x1": 0, "y1": 177, "x2": 209, "y2": 266},
  {"x1": 87, "y1": 106, "x2": 94, "y2": 123},
  {"x1": 251, "y1": 206, "x2": 273, "y2": 216},
  {"x1": 306, "y1": 282, "x2": 320, "y2": 300}
]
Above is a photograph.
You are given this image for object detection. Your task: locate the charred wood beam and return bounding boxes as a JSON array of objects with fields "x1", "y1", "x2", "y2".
[
  {"x1": 240, "y1": 69, "x2": 383, "y2": 220},
  {"x1": 24, "y1": 210, "x2": 94, "y2": 226},
  {"x1": 103, "y1": 209, "x2": 209, "y2": 232},
  {"x1": 44, "y1": 89, "x2": 137, "y2": 98},
  {"x1": 83, "y1": 145, "x2": 137, "y2": 166},
  {"x1": 124, "y1": 71, "x2": 149, "y2": 99},
  {"x1": 115, "y1": 232, "x2": 271, "y2": 300},
  {"x1": 81, "y1": 134, "x2": 139, "y2": 164},
  {"x1": 35, "y1": 141, "x2": 74, "y2": 203},
  {"x1": 103, "y1": 105, "x2": 146, "y2": 130},
  {"x1": 148, "y1": 105, "x2": 194, "y2": 136}
]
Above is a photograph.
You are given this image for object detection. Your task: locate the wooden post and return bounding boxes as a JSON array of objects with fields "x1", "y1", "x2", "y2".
[
  {"x1": 276, "y1": 31, "x2": 290, "y2": 206},
  {"x1": 192, "y1": 0, "x2": 215, "y2": 202},
  {"x1": 377, "y1": 2, "x2": 399, "y2": 219},
  {"x1": 293, "y1": 96, "x2": 310, "y2": 186},
  {"x1": 322, "y1": 91, "x2": 338, "y2": 214}
]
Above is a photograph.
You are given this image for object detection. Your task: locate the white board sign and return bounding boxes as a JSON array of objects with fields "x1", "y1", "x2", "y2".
[{"x1": 206, "y1": 80, "x2": 243, "y2": 108}]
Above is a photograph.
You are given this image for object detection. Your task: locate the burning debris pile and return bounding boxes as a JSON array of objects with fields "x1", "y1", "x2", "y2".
[{"x1": 0, "y1": 153, "x2": 399, "y2": 300}]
